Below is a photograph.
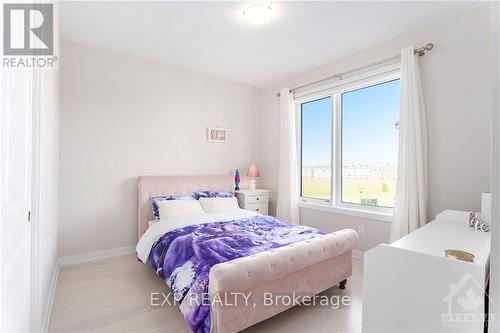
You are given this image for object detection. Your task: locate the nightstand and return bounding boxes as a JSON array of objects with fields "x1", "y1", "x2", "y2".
[{"x1": 235, "y1": 189, "x2": 270, "y2": 215}]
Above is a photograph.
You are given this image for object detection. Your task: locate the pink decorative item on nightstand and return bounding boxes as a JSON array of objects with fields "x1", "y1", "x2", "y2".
[{"x1": 247, "y1": 164, "x2": 260, "y2": 189}]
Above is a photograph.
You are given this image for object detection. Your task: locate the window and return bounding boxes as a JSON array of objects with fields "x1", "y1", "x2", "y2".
[
  {"x1": 298, "y1": 67, "x2": 400, "y2": 216},
  {"x1": 341, "y1": 80, "x2": 400, "y2": 208},
  {"x1": 300, "y1": 97, "x2": 332, "y2": 200}
]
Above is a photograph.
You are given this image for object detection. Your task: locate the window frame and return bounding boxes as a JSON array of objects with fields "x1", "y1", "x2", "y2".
[{"x1": 296, "y1": 63, "x2": 401, "y2": 221}]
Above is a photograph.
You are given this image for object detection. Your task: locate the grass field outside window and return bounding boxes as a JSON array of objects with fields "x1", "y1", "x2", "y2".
[{"x1": 302, "y1": 175, "x2": 396, "y2": 207}]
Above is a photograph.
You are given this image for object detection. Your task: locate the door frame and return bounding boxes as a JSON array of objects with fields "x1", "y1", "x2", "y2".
[{"x1": 0, "y1": 66, "x2": 41, "y2": 332}]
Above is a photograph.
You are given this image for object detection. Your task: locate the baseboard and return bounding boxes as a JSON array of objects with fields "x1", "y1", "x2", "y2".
[
  {"x1": 41, "y1": 263, "x2": 60, "y2": 333},
  {"x1": 58, "y1": 245, "x2": 136, "y2": 266},
  {"x1": 352, "y1": 250, "x2": 364, "y2": 261}
]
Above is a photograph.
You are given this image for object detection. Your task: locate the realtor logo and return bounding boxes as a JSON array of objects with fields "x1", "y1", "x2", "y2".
[
  {"x1": 2, "y1": 3, "x2": 57, "y2": 69},
  {"x1": 442, "y1": 273, "x2": 492, "y2": 329},
  {"x1": 3, "y1": 3, "x2": 53, "y2": 55}
]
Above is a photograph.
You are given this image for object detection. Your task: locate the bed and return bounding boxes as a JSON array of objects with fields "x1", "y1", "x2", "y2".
[{"x1": 136, "y1": 175, "x2": 359, "y2": 333}]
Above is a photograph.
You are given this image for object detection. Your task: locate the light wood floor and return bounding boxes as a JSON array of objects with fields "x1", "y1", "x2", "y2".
[{"x1": 49, "y1": 255, "x2": 363, "y2": 333}]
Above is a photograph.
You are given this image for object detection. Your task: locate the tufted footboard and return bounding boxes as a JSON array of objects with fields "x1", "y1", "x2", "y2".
[{"x1": 208, "y1": 229, "x2": 359, "y2": 333}]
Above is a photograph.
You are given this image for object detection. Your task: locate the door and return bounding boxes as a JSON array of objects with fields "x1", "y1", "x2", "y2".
[{"x1": 0, "y1": 68, "x2": 34, "y2": 332}]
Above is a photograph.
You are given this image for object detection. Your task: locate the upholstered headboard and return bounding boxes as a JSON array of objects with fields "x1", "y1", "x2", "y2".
[{"x1": 137, "y1": 175, "x2": 234, "y2": 239}]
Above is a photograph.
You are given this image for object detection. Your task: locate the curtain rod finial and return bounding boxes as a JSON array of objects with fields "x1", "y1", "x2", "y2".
[{"x1": 276, "y1": 90, "x2": 292, "y2": 97}]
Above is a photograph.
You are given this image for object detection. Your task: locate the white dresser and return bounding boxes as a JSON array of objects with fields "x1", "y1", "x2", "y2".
[
  {"x1": 362, "y1": 210, "x2": 491, "y2": 333},
  {"x1": 235, "y1": 189, "x2": 270, "y2": 215}
]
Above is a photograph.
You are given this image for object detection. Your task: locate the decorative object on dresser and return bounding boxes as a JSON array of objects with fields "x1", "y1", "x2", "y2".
[
  {"x1": 234, "y1": 169, "x2": 240, "y2": 190},
  {"x1": 207, "y1": 127, "x2": 227, "y2": 142},
  {"x1": 363, "y1": 210, "x2": 491, "y2": 333},
  {"x1": 444, "y1": 249, "x2": 475, "y2": 263},
  {"x1": 235, "y1": 189, "x2": 270, "y2": 215},
  {"x1": 247, "y1": 164, "x2": 260, "y2": 189},
  {"x1": 467, "y1": 212, "x2": 490, "y2": 232}
]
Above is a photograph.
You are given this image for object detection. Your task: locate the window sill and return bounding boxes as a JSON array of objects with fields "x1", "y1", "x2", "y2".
[{"x1": 299, "y1": 201, "x2": 393, "y2": 223}]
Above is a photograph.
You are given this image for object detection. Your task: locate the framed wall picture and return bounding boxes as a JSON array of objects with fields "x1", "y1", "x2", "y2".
[{"x1": 208, "y1": 128, "x2": 228, "y2": 142}]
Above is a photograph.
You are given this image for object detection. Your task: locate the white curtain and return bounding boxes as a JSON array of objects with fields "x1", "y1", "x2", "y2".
[
  {"x1": 276, "y1": 88, "x2": 300, "y2": 224},
  {"x1": 390, "y1": 47, "x2": 429, "y2": 242}
]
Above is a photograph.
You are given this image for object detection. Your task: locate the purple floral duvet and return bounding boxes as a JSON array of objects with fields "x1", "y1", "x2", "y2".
[{"x1": 148, "y1": 214, "x2": 324, "y2": 333}]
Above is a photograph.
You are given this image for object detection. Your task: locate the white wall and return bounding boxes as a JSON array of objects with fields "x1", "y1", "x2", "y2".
[
  {"x1": 489, "y1": 2, "x2": 499, "y2": 329},
  {"x1": 258, "y1": 5, "x2": 492, "y2": 251},
  {"x1": 59, "y1": 41, "x2": 260, "y2": 257},
  {"x1": 36, "y1": 69, "x2": 59, "y2": 331}
]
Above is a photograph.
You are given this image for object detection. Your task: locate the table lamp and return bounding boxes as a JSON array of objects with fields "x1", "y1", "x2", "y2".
[{"x1": 247, "y1": 164, "x2": 260, "y2": 190}]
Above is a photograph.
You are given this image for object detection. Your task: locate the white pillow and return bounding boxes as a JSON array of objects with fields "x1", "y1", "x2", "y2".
[
  {"x1": 157, "y1": 200, "x2": 204, "y2": 219},
  {"x1": 199, "y1": 197, "x2": 240, "y2": 213}
]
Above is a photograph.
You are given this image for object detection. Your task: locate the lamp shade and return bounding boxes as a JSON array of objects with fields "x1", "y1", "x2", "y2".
[{"x1": 247, "y1": 164, "x2": 260, "y2": 177}]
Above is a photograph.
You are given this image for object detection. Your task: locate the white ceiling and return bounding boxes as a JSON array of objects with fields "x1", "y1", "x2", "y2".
[{"x1": 60, "y1": 1, "x2": 481, "y2": 87}]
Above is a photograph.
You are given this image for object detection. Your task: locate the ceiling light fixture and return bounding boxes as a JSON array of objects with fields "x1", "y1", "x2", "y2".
[{"x1": 242, "y1": 3, "x2": 273, "y2": 25}]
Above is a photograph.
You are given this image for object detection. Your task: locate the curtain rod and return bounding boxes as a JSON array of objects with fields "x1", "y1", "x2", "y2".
[{"x1": 276, "y1": 43, "x2": 434, "y2": 97}]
